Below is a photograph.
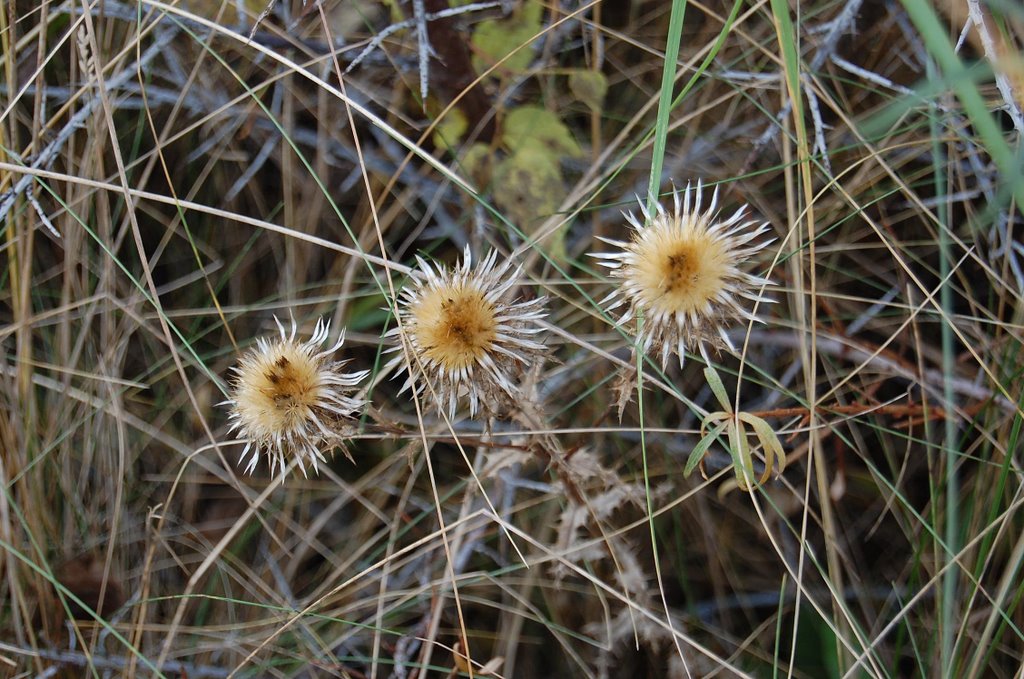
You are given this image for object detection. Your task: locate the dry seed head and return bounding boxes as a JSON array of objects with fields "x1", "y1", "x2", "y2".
[
  {"x1": 592, "y1": 181, "x2": 774, "y2": 368},
  {"x1": 225, "y1": 317, "x2": 368, "y2": 479},
  {"x1": 386, "y1": 246, "x2": 547, "y2": 418}
]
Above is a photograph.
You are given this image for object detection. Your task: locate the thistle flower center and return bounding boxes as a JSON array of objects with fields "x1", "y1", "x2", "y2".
[
  {"x1": 414, "y1": 286, "x2": 498, "y2": 370},
  {"x1": 268, "y1": 354, "x2": 310, "y2": 401},
  {"x1": 634, "y1": 233, "x2": 729, "y2": 315},
  {"x1": 239, "y1": 347, "x2": 322, "y2": 433}
]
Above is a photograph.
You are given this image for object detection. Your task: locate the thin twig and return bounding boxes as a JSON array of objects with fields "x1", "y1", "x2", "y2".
[
  {"x1": 966, "y1": 0, "x2": 1024, "y2": 135},
  {"x1": 0, "y1": 28, "x2": 175, "y2": 222},
  {"x1": 343, "y1": 1, "x2": 504, "y2": 78},
  {"x1": 803, "y1": 75, "x2": 833, "y2": 175},
  {"x1": 750, "y1": 398, "x2": 987, "y2": 424},
  {"x1": 0, "y1": 641, "x2": 230, "y2": 678},
  {"x1": 742, "y1": 328, "x2": 1011, "y2": 409},
  {"x1": 411, "y1": 0, "x2": 432, "y2": 103},
  {"x1": 745, "y1": 0, "x2": 864, "y2": 168}
]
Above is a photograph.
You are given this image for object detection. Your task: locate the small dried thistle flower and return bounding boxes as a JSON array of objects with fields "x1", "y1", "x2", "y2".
[
  {"x1": 386, "y1": 246, "x2": 547, "y2": 418},
  {"x1": 592, "y1": 181, "x2": 774, "y2": 368},
  {"x1": 225, "y1": 317, "x2": 368, "y2": 478}
]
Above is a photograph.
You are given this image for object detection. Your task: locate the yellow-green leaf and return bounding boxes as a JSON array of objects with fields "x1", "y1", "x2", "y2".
[
  {"x1": 432, "y1": 107, "x2": 468, "y2": 153},
  {"x1": 727, "y1": 420, "x2": 755, "y2": 490},
  {"x1": 568, "y1": 69, "x2": 608, "y2": 111},
  {"x1": 492, "y1": 147, "x2": 564, "y2": 225},
  {"x1": 502, "y1": 105, "x2": 583, "y2": 158},
  {"x1": 471, "y1": 2, "x2": 542, "y2": 76},
  {"x1": 740, "y1": 412, "x2": 787, "y2": 478},
  {"x1": 459, "y1": 143, "x2": 493, "y2": 190}
]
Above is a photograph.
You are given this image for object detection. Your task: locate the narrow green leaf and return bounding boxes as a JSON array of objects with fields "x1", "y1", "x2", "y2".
[
  {"x1": 727, "y1": 420, "x2": 754, "y2": 490},
  {"x1": 741, "y1": 412, "x2": 787, "y2": 476},
  {"x1": 899, "y1": 0, "x2": 1024, "y2": 207},
  {"x1": 646, "y1": 0, "x2": 686, "y2": 211},
  {"x1": 686, "y1": 420, "x2": 728, "y2": 476},
  {"x1": 704, "y1": 366, "x2": 733, "y2": 413}
]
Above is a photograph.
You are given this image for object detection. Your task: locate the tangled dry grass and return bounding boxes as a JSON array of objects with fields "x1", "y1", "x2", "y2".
[{"x1": 1, "y1": 0, "x2": 1023, "y2": 677}]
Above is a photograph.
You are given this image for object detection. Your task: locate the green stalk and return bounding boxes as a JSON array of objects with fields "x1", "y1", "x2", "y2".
[
  {"x1": 927, "y1": 57, "x2": 959, "y2": 678},
  {"x1": 646, "y1": 1, "x2": 686, "y2": 213}
]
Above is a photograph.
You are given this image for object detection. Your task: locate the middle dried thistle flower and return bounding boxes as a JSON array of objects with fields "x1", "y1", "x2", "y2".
[
  {"x1": 592, "y1": 181, "x2": 774, "y2": 368},
  {"x1": 386, "y1": 246, "x2": 547, "y2": 418},
  {"x1": 226, "y1": 317, "x2": 368, "y2": 478}
]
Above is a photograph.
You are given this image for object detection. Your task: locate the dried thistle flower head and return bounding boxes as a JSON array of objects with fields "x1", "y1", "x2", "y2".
[
  {"x1": 386, "y1": 246, "x2": 547, "y2": 418},
  {"x1": 225, "y1": 317, "x2": 368, "y2": 478},
  {"x1": 592, "y1": 181, "x2": 774, "y2": 368}
]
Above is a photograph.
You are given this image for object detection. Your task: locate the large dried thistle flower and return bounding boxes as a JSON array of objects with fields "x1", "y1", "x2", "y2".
[
  {"x1": 225, "y1": 317, "x2": 368, "y2": 479},
  {"x1": 592, "y1": 181, "x2": 774, "y2": 368},
  {"x1": 385, "y1": 246, "x2": 547, "y2": 418}
]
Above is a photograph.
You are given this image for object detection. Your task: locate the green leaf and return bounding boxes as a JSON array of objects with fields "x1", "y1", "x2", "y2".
[
  {"x1": 646, "y1": 0, "x2": 686, "y2": 212},
  {"x1": 686, "y1": 420, "x2": 728, "y2": 477},
  {"x1": 471, "y1": 1, "x2": 543, "y2": 76},
  {"x1": 568, "y1": 69, "x2": 608, "y2": 112},
  {"x1": 740, "y1": 412, "x2": 787, "y2": 477},
  {"x1": 459, "y1": 143, "x2": 493, "y2": 190},
  {"x1": 492, "y1": 146, "x2": 565, "y2": 227},
  {"x1": 704, "y1": 366, "x2": 732, "y2": 414},
  {"x1": 727, "y1": 420, "x2": 755, "y2": 490},
  {"x1": 503, "y1": 105, "x2": 583, "y2": 158},
  {"x1": 432, "y1": 107, "x2": 468, "y2": 152}
]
